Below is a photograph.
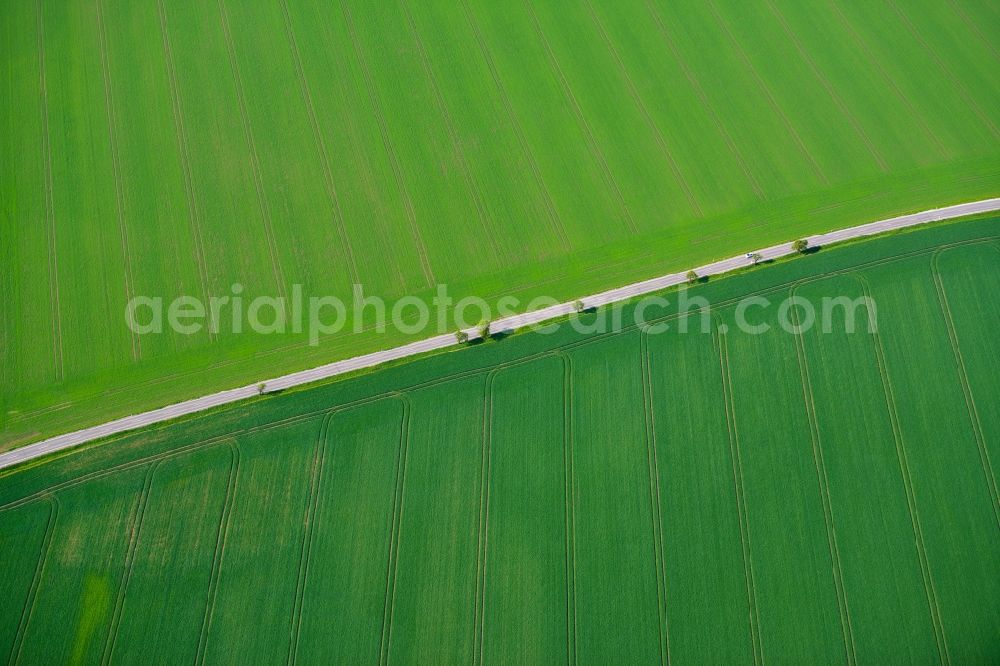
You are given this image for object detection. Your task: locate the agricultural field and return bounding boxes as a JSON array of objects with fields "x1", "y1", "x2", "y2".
[
  {"x1": 1, "y1": 219, "x2": 998, "y2": 663},
  {"x1": 2, "y1": 0, "x2": 1000, "y2": 446}
]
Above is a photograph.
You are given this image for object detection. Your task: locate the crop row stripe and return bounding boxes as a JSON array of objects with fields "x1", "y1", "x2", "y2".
[
  {"x1": 94, "y1": 0, "x2": 140, "y2": 361},
  {"x1": 100, "y1": 464, "x2": 156, "y2": 666},
  {"x1": 642, "y1": 0, "x2": 763, "y2": 197},
  {"x1": 524, "y1": 0, "x2": 637, "y2": 234},
  {"x1": 5, "y1": 495, "x2": 58, "y2": 666},
  {"x1": 35, "y1": 0, "x2": 64, "y2": 381},
  {"x1": 471, "y1": 371, "x2": 496, "y2": 666},
  {"x1": 339, "y1": 0, "x2": 435, "y2": 288},
  {"x1": 555, "y1": 352, "x2": 579, "y2": 665},
  {"x1": 823, "y1": 0, "x2": 947, "y2": 157},
  {"x1": 216, "y1": 0, "x2": 287, "y2": 299},
  {"x1": 764, "y1": 0, "x2": 887, "y2": 172},
  {"x1": 155, "y1": 0, "x2": 213, "y2": 328},
  {"x1": 885, "y1": 0, "x2": 1000, "y2": 142},
  {"x1": 585, "y1": 1, "x2": 702, "y2": 218},
  {"x1": 861, "y1": 274, "x2": 951, "y2": 664},
  {"x1": 703, "y1": 0, "x2": 828, "y2": 186},
  {"x1": 788, "y1": 286, "x2": 858, "y2": 665},
  {"x1": 278, "y1": 0, "x2": 361, "y2": 288},
  {"x1": 715, "y1": 322, "x2": 764, "y2": 666},
  {"x1": 377, "y1": 396, "x2": 412, "y2": 666},
  {"x1": 459, "y1": 0, "x2": 571, "y2": 252},
  {"x1": 639, "y1": 331, "x2": 671, "y2": 666},
  {"x1": 399, "y1": 0, "x2": 506, "y2": 267},
  {"x1": 929, "y1": 253, "x2": 1000, "y2": 528}
]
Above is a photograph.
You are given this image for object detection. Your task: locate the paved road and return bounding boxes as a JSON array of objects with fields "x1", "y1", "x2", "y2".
[{"x1": 2, "y1": 198, "x2": 998, "y2": 471}]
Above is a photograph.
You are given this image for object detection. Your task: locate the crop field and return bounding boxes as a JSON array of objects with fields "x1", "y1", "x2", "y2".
[
  {"x1": 2, "y1": 0, "x2": 999, "y2": 446},
  {"x1": 1, "y1": 219, "x2": 997, "y2": 663}
]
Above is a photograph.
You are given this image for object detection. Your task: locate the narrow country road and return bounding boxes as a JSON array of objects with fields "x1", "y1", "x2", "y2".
[{"x1": 1, "y1": 197, "x2": 997, "y2": 471}]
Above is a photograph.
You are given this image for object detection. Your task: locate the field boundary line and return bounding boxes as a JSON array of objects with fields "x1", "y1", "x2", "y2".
[
  {"x1": 859, "y1": 275, "x2": 951, "y2": 663},
  {"x1": 471, "y1": 370, "x2": 497, "y2": 666},
  {"x1": 459, "y1": 0, "x2": 571, "y2": 251},
  {"x1": 643, "y1": 0, "x2": 763, "y2": 197},
  {"x1": 638, "y1": 330, "x2": 671, "y2": 666},
  {"x1": 155, "y1": 0, "x2": 213, "y2": 326},
  {"x1": 100, "y1": 462, "x2": 156, "y2": 666},
  {"x1": 788, "y1": 285, "x2": 858, "y2": 665},
  {"x1": 216, "y1": 0, "x2": 287, "y2": 298},
  {"x1": 703, "y1": 0, "x2": 828, "y2": 185},
  {"x1": 3, "y1": 370, "x2": 535, "y2": 508},
  {"x1": 823, "y1": 0, "x2": 946, "y2": 156},
  {"x1": 286, "y1": 411, "x2": 335, "y2": 666},
  {"x1": 278, "y1": 0, "x2": 360, "y2": 287},
  {"x1": 884, "y1": 0, "x2": 1000, "y2": 142},
  {"x1": 35, "y1": 0, "x2": 64, "y2": 381},
  {"x1": 0, "y1": 353, "x2": 564, "y2": 510},
  {"x1": 586, "y1": 1, "x2": 701, "y2": 218},
  {"x1": 929, "y1": 252, "x2": 1000, "y2": 527},
  {"x1": 554, "y1": 352, "x2": 578, "y2": 665},
  {"x1": 5, "y1": 495, "x2": 57, "y2": 666},
  {"x1": 4, "y1": 234, "x2": 996, "y2": 490},
  {"x1": 524, "y1": 1, "x2": 637, "y2": 234},
  {"x1": 339, "y1": 0, "x2": 435, "y2": 287},
  {"x1": 762, "y1": 0, "x2": 887, "y2": 172},
  {"x1": 377, "y1": 395, "x2": 412, "y2": 666},
  {"x1": 2, "y1": 239, "x2": 997, "y2": 511},
  {"x1": 4, "y1": 200, "x2": 998, "y2": 471},
  {"x1": 399, "y1": 0, "x2": 506, "y2": 266},
  {"x1": 94, "y1": 0, "x2": 140, "y2": 361},
  {"x1": 195, "y1": 441, "x2": 241, "y2": 665},
  {"x1": 714, "y1": 318, "x2": 764, "y2": 666}
]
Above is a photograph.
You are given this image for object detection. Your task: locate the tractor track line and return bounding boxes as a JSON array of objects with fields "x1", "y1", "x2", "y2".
[
  {"x1": 4, "y1": 201, "x2": 998, "y2": 470},
  {"x1": 930, "y1": 253, "x2": 1000, "y2": 526},
  {"x1": 35, "y1": 0, "x2": 64, "y2": 381},
  {"x1": 5, "y1": 495, "x2": 58, "y2": 666},
  {"x1": 459, "y1": 0, "x2": 571, "y2": 252},
  {"x1": 278, "y1": 0, "x2": 361, "y2": 288},
  {"x1": 195, "y1": 441, "x2": 241, "y2": 665},
  {"x1": 586, "y1": 1, "x2": 701, "y2": 218},
  {"x1": 155, "y1": 0, "x2": 213, "y2": 330},
  {"x1": 100, "y1": 464, "x2": 156, "y2": 666},
  {"x1": 524, "y1": 1, "x2": 637, "y2": 234},
  {"x1": 639, "y1": 330, "x2": 672, "y2": 666},
  {"x1": 400, "y1": 0, "x2": 505, "y2": 266},
  {"x1": 704, "y1": 0, "x2": 828, "y2": 185},
  {"x1": 861, "y1": 274, "x2": 951, "y2": 664},
  {"x1": 216, "y1": 0, "x2": 287, "y2": 298},
  {"x1": 789, "y1": 286, "x2": 858, "y2": 665},
  {"x1": 377, "y1": 395, "x2": 412, "y2": 666},
  {"x1": 763, "y1": 0, "x2": 887, "y2": 172},
  {"x1": 643, "y1": 0, "x2": 764, "y2": 198},
  {"x1": 339, "y1": 0, "x2": 435, "y2": 287},
  {"x1": 95, "y1": 0, "x2": 140, "y2": 361},
  {"x1": 715, "y1": 320, "x2": 764, "y2": 666},
  {"x1": 884, "y1": 0, "x2": 1000, "y2": 142}
]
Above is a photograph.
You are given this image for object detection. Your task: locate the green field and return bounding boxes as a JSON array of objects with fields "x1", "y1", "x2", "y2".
[
  {"x1": 2, "y1": 0, "x2": 999, "y2": 446},
  {"x1": 2, "y1": 219, "x2": 998, "y2": 663}
]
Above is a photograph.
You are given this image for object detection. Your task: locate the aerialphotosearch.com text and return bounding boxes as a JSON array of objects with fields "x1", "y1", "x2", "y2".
[{"x1": 125, "y1": 282, "x2": 877, "y2": 345}]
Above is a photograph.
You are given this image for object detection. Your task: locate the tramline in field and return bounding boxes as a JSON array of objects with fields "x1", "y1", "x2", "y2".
[
  {"x1": 1, "y1": 219, "x2": 997, "y2": 663},
  {"x1": 2, "y1": 0, "x2": 999, "y2": 446}
]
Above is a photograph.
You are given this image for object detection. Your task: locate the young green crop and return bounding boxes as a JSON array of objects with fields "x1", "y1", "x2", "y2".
[
  {"x1": 3, "y1": 0, "x2": 999, "y2": 446},
  {"x1": 5, "y1": 221, "x2": 998, "y2": 662}
]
